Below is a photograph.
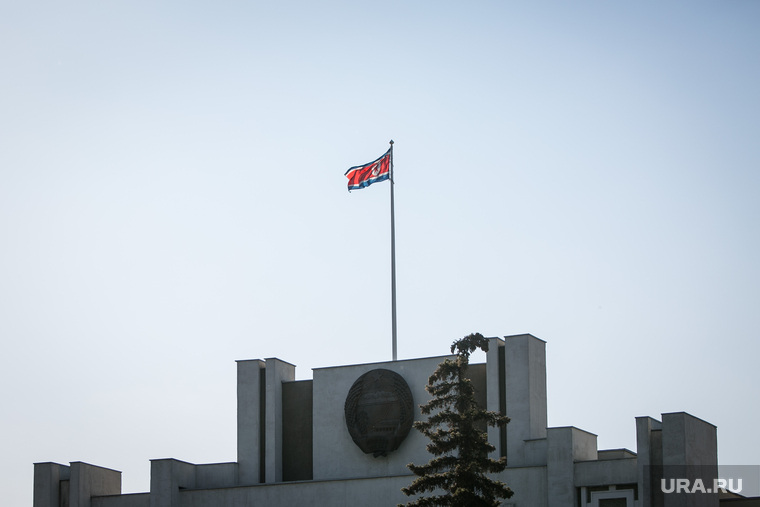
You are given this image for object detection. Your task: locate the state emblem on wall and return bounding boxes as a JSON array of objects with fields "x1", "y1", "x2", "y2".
[{"x1": 344, "y1": 369, "x2": 414, "y2": 457}]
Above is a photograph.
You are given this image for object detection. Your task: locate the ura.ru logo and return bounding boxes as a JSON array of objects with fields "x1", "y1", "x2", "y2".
[{"x1": 661, "y1": 478, "x2": 742, "y2": 494}]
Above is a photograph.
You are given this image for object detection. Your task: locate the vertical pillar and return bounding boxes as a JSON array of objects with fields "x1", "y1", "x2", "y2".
[
  {"x1": 636, "y1": 416, "x2": 663, "y2": 507},
  {"x1": 149, "y1": 459, "x2": 196, "y2": 507},
  {"x1": 547, "y1": 427, "x2": 575, "y2": 507},
  {"x1": 264, "y1": 358, "x2": 296, "y2": 483},
  {"x1": 237, "y1": 359, "x2": 265, "y2": 485},
  {"x1": 486, "y1": 337, "x2": 505, "y2": 459},
  {"x1": 662, "y1": 412, "x2": 717, "y2": 468},
  {"x1": 69, "y1": 462, "x2": 121, "y2": 507},
  {"x1": 33, "y1": 462, "x2": 69, "y2": 507},
  {"x1": 662, "y1": 412, "x2": 718, "y2": 507},
  {"x1": 504, "y1": 334, "x2": 547, "y2": 466},
  {"x1": 547, "y1": 427, "x2": 597, "y2": 507}
]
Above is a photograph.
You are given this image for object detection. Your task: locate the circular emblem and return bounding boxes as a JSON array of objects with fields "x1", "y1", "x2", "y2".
[
  {"x1": 344, "y1": 369, "x2": 414, "y2": 457},
  {"x1": 370, "y1": 163, "x2": 380, "y2": 176}
]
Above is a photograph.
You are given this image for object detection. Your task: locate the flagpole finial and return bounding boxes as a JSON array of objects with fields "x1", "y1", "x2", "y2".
[{"x1": 389, "y1": 139, "x2": 394, "y2": 145}]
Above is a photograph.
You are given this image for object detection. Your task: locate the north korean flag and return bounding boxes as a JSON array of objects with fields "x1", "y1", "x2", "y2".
[{"x1": 345, "y1": 148, "x2": 391, "y2": 191}]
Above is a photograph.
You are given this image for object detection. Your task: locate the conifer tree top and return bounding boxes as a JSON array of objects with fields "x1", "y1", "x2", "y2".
[{"x1": 400, "y1": 333, "x2": 513, "y2": 507}]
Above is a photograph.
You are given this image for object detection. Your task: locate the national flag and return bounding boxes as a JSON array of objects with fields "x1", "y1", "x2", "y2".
[{"x1": 345, "y1": 148, "x2": 391, "y2": 191}]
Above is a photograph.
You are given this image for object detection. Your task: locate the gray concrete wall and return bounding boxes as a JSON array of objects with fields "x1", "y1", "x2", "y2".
[
  {"x1": 486, "y1": 337, "x2": 506, "y2": 459},
  {"x1": 312, "y1": 355, "x2": 450, "y2": 481},
  {"x1": 547, "y1": 427, "x2": 577, "y2": 507},
  {"x1": 93, "y1": 493, "x2": 150, "y2": 507},
  {"x1": 264, "y1": 358, "x2": 296, "y2": 483},
  {"x1": 501, "y1": 466, "x2": 549, "y2": 507},
  {"x1": 468, "y1": 362, "x2": 488, "y2": 434},
  {"x1": 94, "y1": 468, "x2": 549, "y2": 507},
  {"x1": 597, "y1": 449, "x2": 636, "y2": 460},
  {"x1": 524, "y1": 438, "x2": 548, "y2": 466},
  {"x1": 637, "y1": 415, "x2": 663, "y2": 506},
  {"x1": 88, "y1": 466, "x2": 549, "y2": 507},
  {"x1": 662, "y1": 412, "x2": 719, "y2": 507},
  {"x1": 504, "y1": 334, "x2": 548, "y2": 467},
  {"x1": 662, "y1": 412, "x2": 717, "y2": 468},
  {"x1": 236, "y1": 359, "x2": 264, "y2": 485},
  {"x1": 92, "y1": 461, "x2": 235, "y2": 507},
  {"x1": 34, "y1": 462, "x2": 122, "y2": 507},
  {"x1": 179, "y1": 474, "x2": 415, "y2": 507},
  {"x1": 172, "y1": 466, "x2": 546, "y2": 507},
  {"x1": 69, "y1": 462, "x2": 122, "y2": 507},
  {"x1": 149, "y1": 459, "x2": 197, "y2": 507},
  {"x1": 194, "y1": 463, "x2": 238, "y2": 489},
  {"x1": 546, "y1": 427, "x2": 597, "y2": 507},
  {"x1": 636, "y1": 413, "x2": 719, "y2": 507},
  {"x1": 282, "y1": 379, "x2": 314, "y2": 481},
  {"x1": 34, "y1": 462, "x2": 70, "y2": 507},
  {"x1": 574, "y1": 458, "x2": 638, "y2": 487}
]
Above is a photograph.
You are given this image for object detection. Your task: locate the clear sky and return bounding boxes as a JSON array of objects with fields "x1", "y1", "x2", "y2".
[{"x1": 2, "y1": 1, "x2": 759, "y2": 504}]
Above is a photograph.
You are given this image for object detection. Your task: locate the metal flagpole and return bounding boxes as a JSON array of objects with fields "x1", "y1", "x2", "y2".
[{"x1": 389, "y1": 140, "x2": 397, "y2": 361}]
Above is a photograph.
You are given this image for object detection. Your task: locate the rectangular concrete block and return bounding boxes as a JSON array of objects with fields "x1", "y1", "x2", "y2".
[
  {"x1": 547, "y1": 427, "x2": 597, "y2": 507},
  {"x1": 636, "y1": 415, "x2": 663, "y2": 506},
  {"x1": 149, "y1": 459, "x2": 196, "y2": 507},
  {"x1": 264, "y1": 358, "x2": 296, "y2": 483},
  {"x1": 504, "y1": 334, "x2": 548, "y2": 466},
  {"x1": 486, "y1": 337, "x2": 506, "y2": 459},
  {"x1": 236, "y1": 359, "x2": 265, "y2": 485},
  {"x1": 662, "y1": 412, "x2": 717, "y2": 468},
  {"x1": 195, "y1": 463, "x2": 238, "y2": 489},
  {"x1": 661, "y1": 412, "x2": 718, "y2": 507},
  {"x1": 69, "y1": 462, "x2": 121, "y2": 507},
  {"x1": 312, "y1": 355, "x2": 450, "y2": 481},
  {"x1": 33, "y1": 462, "x2": 70, "y2": 507}
]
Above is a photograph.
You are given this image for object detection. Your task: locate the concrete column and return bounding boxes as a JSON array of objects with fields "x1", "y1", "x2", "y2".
[
  {"x1": 547, "y1": 427, "x2": 574, "y2": 507},
  {"x1": 662, "y1": 412, "x2": 718, "y2": 507},
  {"x1": 504, "y1": 334, "x2": 547, "y2": 466},
  {"x1": 486, "y1": 337, "x2": 505, "y2": 459},
  {"x1": 69, "y1": 462, "x2": 121, "y2": 507},
  {"x1": 237, "y1": 359, "x2": 265, "y2": 485},
  {"x1": 149, "y1": 458, "x2": 196, "y2": 507},
  {"x1": 33, "y1": 462, "x2": 70, "y2": 507},
  {"x1": 264, "y1": 358, "x2": 296, "y2": 483},
  {"x1": 636, "y1": 416, "x2": 663, "y2": 507},
  {"x1": 547, "y1": 427, "x2": 597, "y2": 507},
  {"x1": 662, "y1": 412, "x2": 718, "y2": 468}
]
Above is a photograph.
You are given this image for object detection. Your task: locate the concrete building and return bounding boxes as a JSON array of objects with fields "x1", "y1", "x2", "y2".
[{"x1": 34, "y1": 334, "x2": 729, "y2": 506}]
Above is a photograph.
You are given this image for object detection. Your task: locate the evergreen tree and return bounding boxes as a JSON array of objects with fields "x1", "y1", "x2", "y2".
[{"x1": 401, "y1": 333, "x2": 513, "y2": 507}]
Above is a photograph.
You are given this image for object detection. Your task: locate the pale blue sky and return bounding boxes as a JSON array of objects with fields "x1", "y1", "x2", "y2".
[{"x1": 2, "y1": 1, "x2": 759, "y2": 504}]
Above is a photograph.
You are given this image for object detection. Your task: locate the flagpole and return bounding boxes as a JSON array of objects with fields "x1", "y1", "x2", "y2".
[{"x1": 389, "y1": 140, "x2": 397, "y2": 361}]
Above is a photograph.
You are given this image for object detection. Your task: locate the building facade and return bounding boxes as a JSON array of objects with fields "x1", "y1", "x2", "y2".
[{"x1": 34, "y1": 334, "x2": 725, "y2": 506}]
